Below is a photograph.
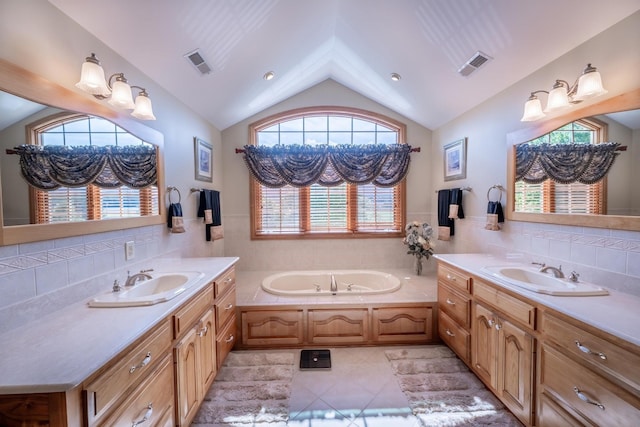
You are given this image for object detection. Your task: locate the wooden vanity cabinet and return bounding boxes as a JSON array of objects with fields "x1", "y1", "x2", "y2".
[
  {"x1": 173, "y1": 282, "x2": 216, "y2": 427},
  {"x1": 437, "y1": 261, "x2": 535, "y2": 426},
  {"x1": 214, "y1": 267, "x2": 237, "y2": 369},
  {"x1": 537, "y1": 309, "x2": 640, "y2": 426},
  {"x1": 83, "y1": 318, "x2": 173, "y2": 426},
  {"x1": 471, "y1": 278, "x2": 536, "y2": 426},
  {"x1": 437, "y1": 265, "x2": 471, "y2": 363}
]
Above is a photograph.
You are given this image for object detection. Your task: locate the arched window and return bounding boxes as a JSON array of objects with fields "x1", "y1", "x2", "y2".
[
  {"x1": 27, "y1": 113, "x2": 159, "y2": 223},
  {"x1": 515, "y1": 118, "x2": 607, "y2": 214},
  {"x1": 249, "y1": 107, "x2": 407, "y2": 239}
]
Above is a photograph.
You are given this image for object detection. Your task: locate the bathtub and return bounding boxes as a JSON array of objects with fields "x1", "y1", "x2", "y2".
[{"x1": 261, "y1": 270, "x2": 401, "y2": 296}]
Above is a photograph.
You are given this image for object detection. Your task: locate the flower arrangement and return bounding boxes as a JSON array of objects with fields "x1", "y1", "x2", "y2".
[{"x1": 403, "y1": 221, "x2": 434, "y2": 275}]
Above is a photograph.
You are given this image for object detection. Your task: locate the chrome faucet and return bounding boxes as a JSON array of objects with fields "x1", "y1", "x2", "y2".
[
  {"x1": 125, "y1": 269, "x2": 154, "y2": 287},
  {"x1": 539, "y1": 265, "x2": 564, "y2": 278},
  {"x1": 330, "y1": 273, "x2": 338, "y2": 293}
]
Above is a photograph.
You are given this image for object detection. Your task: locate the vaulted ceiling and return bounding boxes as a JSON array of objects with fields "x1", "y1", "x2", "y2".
[{"x1": 48, "y1": 0, "x2": 640, "y2": 130}]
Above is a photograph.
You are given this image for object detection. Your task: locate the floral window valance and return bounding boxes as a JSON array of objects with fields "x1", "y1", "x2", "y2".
[
  {"x1": 14, "y1": 144, "x2": 157, "y2": 191},
  {"x1": 515, "y1": 142, "x2": 620, "y2": 185},
  {"x1": 242, "y1": 144, "x2": 412, "y2": 188}
]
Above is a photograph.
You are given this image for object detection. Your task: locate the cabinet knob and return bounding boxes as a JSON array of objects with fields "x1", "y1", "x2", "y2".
[
  {"x1": 132, "y1": 403, "x2": 153, "y2": 427},
  {"x1": 197, "y1": 325, "x2": 209, "y2": 337},
  {"x1": 573, "y1": 386, "x2": 605, "y2": 410},
  {"x1": 495, "y1": 323, "x2": 502, "y2": 331},
  {"x1": 445, "y1": 298, "x2": 456, "y2": 306},
  {"x1": 225, "y1": 334, "x2": 235, "y2": 343},
  {"x1": 487, "y1": 319, "x2": 495, "y2": 327},
  {"x1": 575, "y1": 340, "x2": 607, "y2": 360},
  {"x1": 225, "y1": 303, "x2": 234, "y2": 310},
  {"x1": 129, "y1": 352, "x2": 152, "y2": 374},
  {"x1": 446, "y1": 274, "x2": 457, "y2": 281},
  {"x1": 445, "y1": 329, "x2": 455, "y2": 337},
  {"x1": 224, "y1": 277, "x2": 233, "y2": 283}
]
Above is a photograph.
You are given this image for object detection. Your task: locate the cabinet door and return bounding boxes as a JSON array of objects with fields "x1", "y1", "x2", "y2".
[
  {"x1": 497, "y1": 317, "x2": 534, "y2": 425},
  {"x1": 472, "y1": 302, "x2": 497, "y2": 389},
  {"x1": 175, "y1": 327, "x2": 201, "y2": 426},
  {"x1": 199, "y1": 309, "x2": 217, "y2": 394}
]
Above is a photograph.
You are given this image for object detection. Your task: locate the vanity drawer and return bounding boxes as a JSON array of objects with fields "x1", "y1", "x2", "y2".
[
  {"x1": 84, "y1": 318, "x2": 172, "y2": 425},
  {"x1": 438, "y1": 282, "x2": 471, "y2": 328},
  {"x1": 215, "y1": 285, "x2": 236, "y2": 330},
  {"x1": 215, "y1": 267, "x2": 235, "y2": 298},
  {"x1": 100, "y1": 353, "x2": 174, "y2": 427},
  {"x1": 540, "y1": 344, "x2": 640, "y2": 426},
  {"x1": 438, "y1": 264, "x2": 471, "y2": 293},
  {"x1": 473, "y1": 279, "x2": 535, "y2": 329},
  {"x1": 173, "y1": 282, "x2": 214, "y2": 338},
  {"x1": 541, "y1": 311, "x2": 640, "y2": 393},
  {"x1": 439, "y1": 310, "x2": 470, "y2": 362},
  {"x1": 216, "y1": 316, "x2": 237, "y2": 369}
]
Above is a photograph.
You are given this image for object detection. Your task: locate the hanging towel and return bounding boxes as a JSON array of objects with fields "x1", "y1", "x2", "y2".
[
  {"x1": 167, "y1": 203, "x2": 185, "y2": 233},
  {"x1": 448, "y1": 188, "x2": 465, "y2": 219},
  {"x1": 485, "y1": 201, "x2": 504, "y2": 231},
  {"x1": 437, "y1": 189, "x2": 453, "y2": 241},
  {"x1": 198, "y1": 189, "x2": 223, "y2": 241}
]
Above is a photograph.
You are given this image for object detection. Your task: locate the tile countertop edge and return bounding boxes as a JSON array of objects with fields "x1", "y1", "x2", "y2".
[
  {"x1": 0, "y1": 257, "x2": 239, "y2": 395},
  {"x1": 434, "y1": 253, "x2": 640, "y2": 347}
]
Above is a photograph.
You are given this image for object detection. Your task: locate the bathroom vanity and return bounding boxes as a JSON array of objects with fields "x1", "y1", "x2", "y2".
[
  {"x1": 435, "y1": 254, "x2": 640, "y2": 427},
  {"x1": 0, "y1": 257, "x2": 237, "y2": 427}
]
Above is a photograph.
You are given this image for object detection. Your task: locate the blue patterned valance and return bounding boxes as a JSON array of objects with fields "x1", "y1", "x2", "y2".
[
  {"x1": 242, "y1": 144, "x2": 412, "y2": 188},
  {"x1": 515, "y1": 142, "x2": 620, "y2": 185},
  {"x1": 14, "y1": 144, "x2": 157, "y2": 191}
]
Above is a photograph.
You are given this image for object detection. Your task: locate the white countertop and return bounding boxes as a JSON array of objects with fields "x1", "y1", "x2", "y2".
[
  {"x1": 0, "y1": 257, "x2": 238, "y2": 395},
  {"x1": 435, "y1": 253, "x2": 640, "y2": 347}
]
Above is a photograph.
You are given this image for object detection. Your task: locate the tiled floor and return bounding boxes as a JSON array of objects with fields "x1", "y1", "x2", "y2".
[{"x1": 287, "y1": 346, "x2": 420, "y2": 426}]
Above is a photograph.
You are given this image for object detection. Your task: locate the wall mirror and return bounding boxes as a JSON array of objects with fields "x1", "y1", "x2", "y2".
[
  {"x1": 506, "y1": 88, "x2": 640, "y2": 231},
  {"x1": 0, "y1": 59, "x2": 165, "y2": 245}
]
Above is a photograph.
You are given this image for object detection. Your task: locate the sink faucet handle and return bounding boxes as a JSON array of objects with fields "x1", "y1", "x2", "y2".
[
  {"x1": 569, "y1": 271, "x2": 580, "y2": 282},
  {"x1": 531, "y1": 261, "x2": 545, "y2": 268},
  {"x1": 140, "y1": 268, "x2": 154, "y2": 273},
  {"x1": 112, "y1": 279, "x2": 122, "y2": 293}
]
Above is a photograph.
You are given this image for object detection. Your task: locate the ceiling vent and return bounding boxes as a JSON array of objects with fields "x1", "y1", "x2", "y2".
[
  {"x1": 457, "y1": 51, "x2": 492, "y2": 77},
  {"x1": 184, "y1": 49, "x2": 212, "y2": 75}
]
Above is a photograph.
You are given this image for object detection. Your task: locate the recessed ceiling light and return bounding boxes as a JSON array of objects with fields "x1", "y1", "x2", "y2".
[
  {"x1": 263, "y1": 71, "x2": 275, "y2": 81},
  {"x1": 390, "y1": 73, "x2": 401, "y2": 81}
]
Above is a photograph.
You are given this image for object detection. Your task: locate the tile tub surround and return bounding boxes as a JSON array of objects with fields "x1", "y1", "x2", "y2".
[
  {"x1": 0, "y1": 257, "x2": 238, "y2": 394},
  {"x1": 434, "y1": 253, "x2": 640, "y2": 347}
]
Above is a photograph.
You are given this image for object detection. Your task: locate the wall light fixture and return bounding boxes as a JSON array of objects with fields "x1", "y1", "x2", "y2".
[
  {"x1": 76, "y1": 53, "x2": 156, "y2": 120},
  {"x1": 520, "y1": 63, "x2": 607, "y2": 122}
]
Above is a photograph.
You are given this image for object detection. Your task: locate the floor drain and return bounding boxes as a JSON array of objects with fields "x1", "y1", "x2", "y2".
[{"x1": 300, "y1": 349, "x2": 331, "y2": 370}]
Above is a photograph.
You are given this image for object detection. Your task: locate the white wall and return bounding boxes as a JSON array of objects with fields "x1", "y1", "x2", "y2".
[
  {"x1": 431, "y1": 11, "x2": 640, "y2": 296},
  {"x1": 0, "y1": 0, "x2": 224, "y2": 332},
  {"x1": 221, "y1": 79, "x2": 433, "y2": 272}
]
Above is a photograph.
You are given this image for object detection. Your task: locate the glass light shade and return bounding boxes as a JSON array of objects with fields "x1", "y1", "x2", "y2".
[
  {"x1": 521, "y1": 96, "x2": 546, "y2": 121},
  {"x1": 574, "y1": 67, "x2": 607, "y2": 101},
  {"x1": 544, "y1": 85, "x2": 570, "y2": 112},
  {"x1": 131, "y1": 93, "x2": 156, "y2": 120},
  {"x1": 108, "y1": 79, "x2": 135, "y2": 109},
  {"x1": 76, "y1": 60, "x2": 110, "y2": 96}
]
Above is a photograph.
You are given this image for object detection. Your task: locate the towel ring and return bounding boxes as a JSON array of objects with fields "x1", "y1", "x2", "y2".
[
  {"x1": 487, "y1": 185, "x2": 504, "y2": 203},
  {"x1": 167, "y1": 186, "x2": 181, "y2": 204}
]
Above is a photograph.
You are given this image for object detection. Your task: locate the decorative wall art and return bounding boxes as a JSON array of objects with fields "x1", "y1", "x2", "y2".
[
  {"x1": 194, "y1": 137, "x2": 213, "y2": 182},
  {"x1": 443, "y1": 138, "x2": 467, "y2": 181}
]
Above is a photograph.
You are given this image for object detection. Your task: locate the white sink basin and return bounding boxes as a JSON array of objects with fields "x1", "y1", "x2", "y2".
[
  {"x1": 88, "y1": 272, "x2": 205, "y2": 307},
  {"x1": 482, "y1": 266, "x2": 609, "y2": 296}
]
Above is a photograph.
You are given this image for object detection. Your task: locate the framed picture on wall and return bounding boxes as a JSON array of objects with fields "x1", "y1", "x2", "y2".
[
  {"x1": 443, "y1": 138, "x2": 467, "y2": 181},
  {"x1": 194, "y1": 137, "x2": 213, "y2": 182}
]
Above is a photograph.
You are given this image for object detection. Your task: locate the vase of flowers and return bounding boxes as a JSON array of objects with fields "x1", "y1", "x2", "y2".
[{"x1": 403, "y1": 221, "x2": 434, "y2": 275}]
